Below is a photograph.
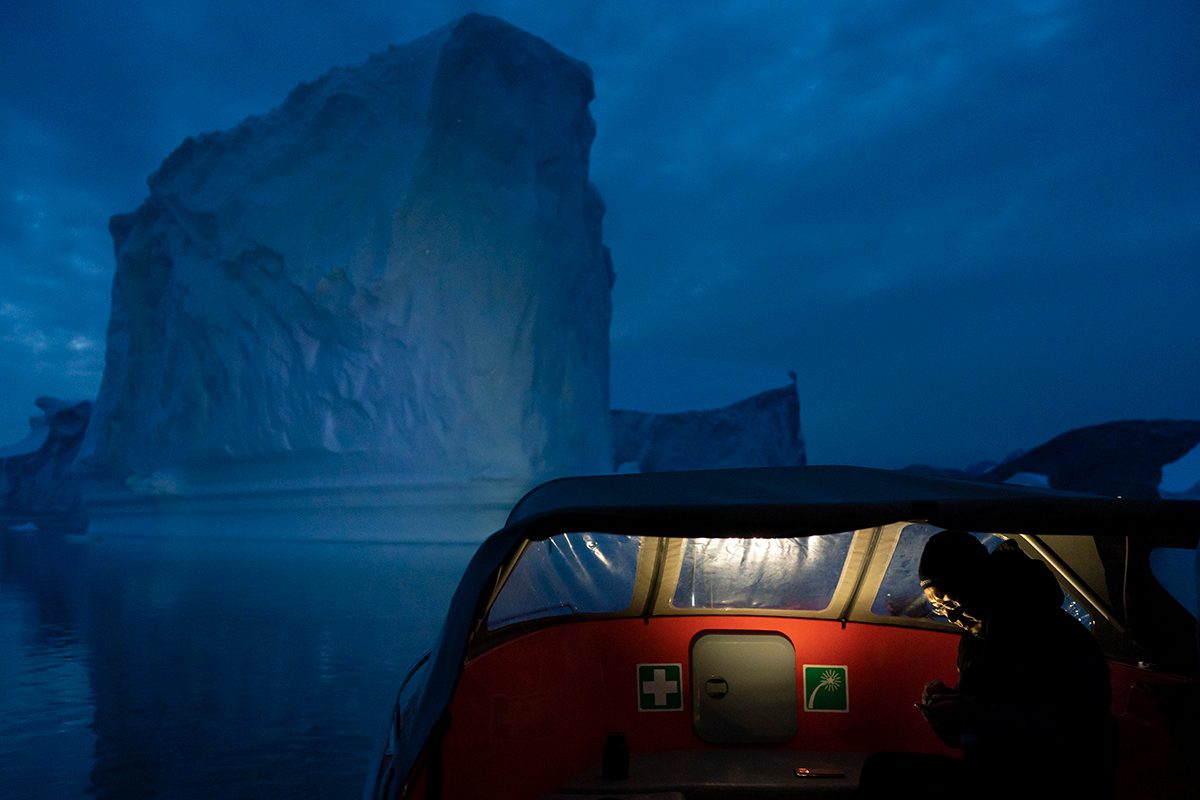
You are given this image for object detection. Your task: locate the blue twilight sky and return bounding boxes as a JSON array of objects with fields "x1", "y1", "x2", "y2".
[{"x1": 1, "y1": 0, "x2": 1197, "y2": 468}]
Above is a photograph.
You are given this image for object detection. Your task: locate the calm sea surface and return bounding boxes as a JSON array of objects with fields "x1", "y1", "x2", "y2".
[{"x1": 0, "y1": 527, "x2": 475, "y2": 799}]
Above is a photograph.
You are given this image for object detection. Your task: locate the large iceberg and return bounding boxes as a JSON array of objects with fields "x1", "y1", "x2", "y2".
[{"x1": 76, "y1": 15, "x2": 613, "y2": 534}]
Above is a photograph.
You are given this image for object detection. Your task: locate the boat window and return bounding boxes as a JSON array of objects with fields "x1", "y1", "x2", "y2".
[
  {"x1": 1061, "y1": 597, "x2": 1095, "y2": 629},
  {"x1": 872, "y1": 524, "x2": 1005, "y2": 620},
  {"x1": 871, "y1": 525, "x2": 1093, "y2": 629},
  {"x1": 486, "y1": 533, "x2": 641, "y2": 629},
  {"x1": 670, "y1": 533, "x2": 854, "y2": 611}
]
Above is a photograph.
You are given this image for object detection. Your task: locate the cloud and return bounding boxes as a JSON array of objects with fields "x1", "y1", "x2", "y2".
[{"x1": 607, "y1": 2, "x2": 1199, "y2": 341}]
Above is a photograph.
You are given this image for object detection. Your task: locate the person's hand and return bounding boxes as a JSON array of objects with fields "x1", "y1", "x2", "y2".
[
  {"x1": 921, "y1": 679, "x2": 954, "y2": 705},
  {"x1": 916, "y1": 692, "x2": 963, "y2": 748}
]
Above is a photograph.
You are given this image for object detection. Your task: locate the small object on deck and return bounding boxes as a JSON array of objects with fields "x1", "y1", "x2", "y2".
[
  {"x1": 794, "y1": 766, "x2": 846, "y2": 779},
  {"x1": 602, "y1": 733, "x2": 630, "y2": 781}
]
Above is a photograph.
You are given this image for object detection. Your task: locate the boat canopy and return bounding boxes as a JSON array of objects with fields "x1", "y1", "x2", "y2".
[{"x1": 505, "y1": 465, "x2": 1200, "y2": 538}]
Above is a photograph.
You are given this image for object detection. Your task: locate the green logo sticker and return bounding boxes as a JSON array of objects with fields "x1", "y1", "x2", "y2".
[
  {"x1": 803, "y1": 665, "x2": 848, "y2": 712},
  {"x1": 637, "y1": 663, "x2": 683, "y2": 711}
]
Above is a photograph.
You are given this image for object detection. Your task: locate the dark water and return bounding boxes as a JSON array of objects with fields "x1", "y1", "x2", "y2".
[{"x1": 0, "y1": 528, "x2": 474, "y2": 799}]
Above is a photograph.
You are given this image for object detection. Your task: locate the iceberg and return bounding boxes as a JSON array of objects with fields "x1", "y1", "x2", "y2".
[
  {"x1": 613, "y1": 381, "x2": 806, "y2": 473},
  {"x1": 982, "y1": 420, "x2": 1200, "y2": 499},
  {"x1": 74, "y1": 15, "x2": 614, "y2": 536},
  {"x1": 0, "y1": 397, "x2": 91, "y2": 520}
]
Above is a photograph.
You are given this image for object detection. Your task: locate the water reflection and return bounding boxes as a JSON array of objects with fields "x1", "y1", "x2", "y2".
[
  {"x1": 0, "y1": 528, "x2": 474, "y2": 799},
  {"x1": 0, "y1": 534, "x2": 95, "y2": 800}
]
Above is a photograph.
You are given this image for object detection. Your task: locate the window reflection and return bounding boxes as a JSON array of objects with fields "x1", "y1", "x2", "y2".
[{"x1": 487, "y1": 533, "x2": 641, "y2": 629}]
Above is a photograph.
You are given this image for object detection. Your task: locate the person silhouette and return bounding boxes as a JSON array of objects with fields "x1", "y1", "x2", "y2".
[{"x1": 862, "y1": 530, "x2": 1117, "y2": 798}]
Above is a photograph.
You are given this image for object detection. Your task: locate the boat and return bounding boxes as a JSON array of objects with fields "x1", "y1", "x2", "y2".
[{"x1": 364, "y1": 465, "x2": 1199, "y2": 799}]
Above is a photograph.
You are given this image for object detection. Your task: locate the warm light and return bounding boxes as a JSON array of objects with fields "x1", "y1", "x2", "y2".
[{"x1": 675, "y1": 534, "x2": 854, "y2": 611}]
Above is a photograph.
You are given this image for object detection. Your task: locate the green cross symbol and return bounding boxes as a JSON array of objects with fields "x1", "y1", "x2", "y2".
[
  {"x1": 803, "y1": 665, "x2": 848, "y2": 712},
  {"x1": 637, "y1": 663, "x2": 682, "y2": 711}
]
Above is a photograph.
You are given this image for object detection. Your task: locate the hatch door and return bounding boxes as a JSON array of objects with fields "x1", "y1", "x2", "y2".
[{"x1": 691, "y1": 632, "x2": 797, "y2": 743}]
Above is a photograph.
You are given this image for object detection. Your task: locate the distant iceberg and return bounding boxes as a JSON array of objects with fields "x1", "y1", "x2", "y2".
[
  {"x1": 981, "y1": 420, "x2": 1200, "y2": 498},
  {"x1": 0, "y1": 397, "x2": 91, "y2": 521},
  {"x1": 614, "y1": 380, "x2": 805, "y2": 473}
]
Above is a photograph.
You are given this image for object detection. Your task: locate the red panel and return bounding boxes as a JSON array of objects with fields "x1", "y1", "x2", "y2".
[
  {"x1": 405, "y1": 620, "x2": 1197, "y2": 799},
  {"x1": 1109, "y1": 662, "x2": 1198, "y2": 800},
  {"x1": 437, "y1": 617, "x2": 961, "y2": 800}
]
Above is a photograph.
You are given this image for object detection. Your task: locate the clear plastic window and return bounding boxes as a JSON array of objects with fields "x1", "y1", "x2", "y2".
[
  {"x1": 486, "y1": 533, "x2": 641, "y2": 629},
  {"x1": 872, "y1": 524, "x2": 1005, "y2": 621},
  {"x1": 671, "y1": 533, "x2": 854, "y2": 611},
  {"x1": 872, "y1": 525, "x2": 1093, "y2": 629}
]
